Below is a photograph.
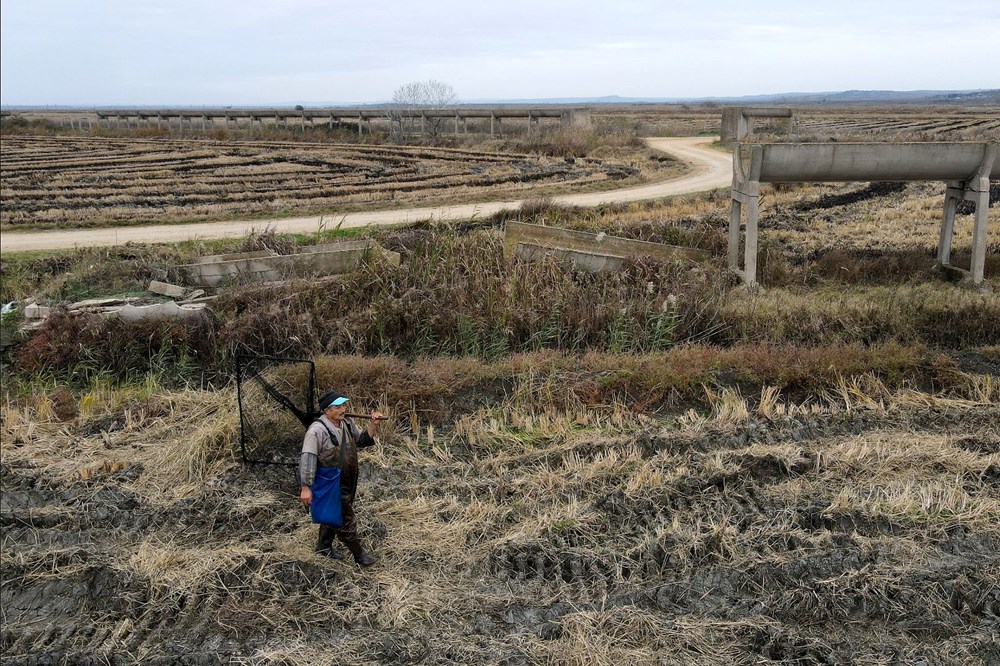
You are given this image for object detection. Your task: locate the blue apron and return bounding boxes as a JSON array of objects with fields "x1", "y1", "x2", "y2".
[{"x1": 310, "y1": 420, "x2": 348, "y2": 527}]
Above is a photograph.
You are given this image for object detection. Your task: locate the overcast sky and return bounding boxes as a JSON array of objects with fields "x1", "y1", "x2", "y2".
[{"x1": 2, "y1": 0, "x2": 998, "y2": 106}]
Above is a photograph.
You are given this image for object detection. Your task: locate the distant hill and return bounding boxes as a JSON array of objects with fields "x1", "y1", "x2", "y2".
[
  {"x1": 4, "y1": 90, "x2": 998, "y2": 111},
  {"x1": 710, "y1": 89, "x2": 1000, "y2": 105},
  {"x1": 458, "y1": 90, "x2": 1000, "y2": 106}
]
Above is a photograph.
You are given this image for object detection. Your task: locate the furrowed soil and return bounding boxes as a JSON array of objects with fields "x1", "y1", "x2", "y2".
[
  {"x1": 2, "y1": 382, "x2": 999, "y2": 665},
  {"x1": 0, "y1": 135, "x2": 665, "y2": 231}
]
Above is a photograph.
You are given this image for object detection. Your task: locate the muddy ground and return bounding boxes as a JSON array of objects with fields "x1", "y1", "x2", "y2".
[{"x1": 2, "y1": 395, "x2": 998, "y2": 665}]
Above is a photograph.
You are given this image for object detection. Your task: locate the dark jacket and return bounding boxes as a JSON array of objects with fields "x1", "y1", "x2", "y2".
[{"x1": 299, "y1": 414, "x2": 375, "y2": 493}]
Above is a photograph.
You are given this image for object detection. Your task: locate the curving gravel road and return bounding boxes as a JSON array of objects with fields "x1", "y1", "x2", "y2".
[{"x1": 0, "y1": 137, "x2": 731, "y2": 254}]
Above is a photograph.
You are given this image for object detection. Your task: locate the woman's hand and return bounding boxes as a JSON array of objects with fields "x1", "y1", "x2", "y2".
[
  {"x1": 368, "y1": 411, "x2": 385, "y2": 436},
  {"x1": 299, "y1": 485, "x2": 312, "y2": 507}
]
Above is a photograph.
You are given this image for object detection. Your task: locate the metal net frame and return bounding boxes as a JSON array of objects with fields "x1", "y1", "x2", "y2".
[{"x1": 236, "y1": 354, "x2": 317, "y2": 466}]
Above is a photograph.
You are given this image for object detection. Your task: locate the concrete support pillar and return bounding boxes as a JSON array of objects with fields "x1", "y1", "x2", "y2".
[
  {"x1": 566, "y1": 108, "x2": 591, "y2": 128},
  {"x1": 729, "y1": 182, "x2": 761, "y2": 287},
  {"x1": 970, "y1": 180, "x2": 991, "y2": 285},
  {"x1": 455, "y1": 114, "x2": 460, "y2": 135},
  {"x1": 938, "y1": 184, "x2": 961, "y2": 266},
  {"x1": 721, "y1": 108, "x2": 739, "y2": 142},
  {"x1": 490, "y1": 113, "x2": 495, "y2": 137},
  {"x1": 744, "y1": 195, "x2": 760, "y2": 288},
  {"x1": 728, "y1": 199, "x2": 742, "y2": 270}
]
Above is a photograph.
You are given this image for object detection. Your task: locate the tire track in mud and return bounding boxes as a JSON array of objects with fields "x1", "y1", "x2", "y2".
[
  {"x1": 0, "y1": 463, "x2": 327, "y2": 664},
  {"x1": 484, "y1": 404, "x2": 1000, "y2": 663},
  {"x1": 3, "y1": 402, "x2": 998, "y2": 663},
  {"x1": 0, "y1": 555, "x2": 344, "y2": 664}
]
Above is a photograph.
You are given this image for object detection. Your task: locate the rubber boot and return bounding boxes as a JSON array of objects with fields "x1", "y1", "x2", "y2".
[
  {"x1": 343, "y1": 539, "x2": 378, "y2": 567},
  {"x1": 354, "y1": 552, "x2": 379, "y2": 568},
  {"x1": 315, "y1": 525, "x2": 344, "y2": 559}
]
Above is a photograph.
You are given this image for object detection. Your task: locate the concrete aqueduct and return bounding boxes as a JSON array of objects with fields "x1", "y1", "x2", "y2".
[{"x1": 729, "y1": 141, "x2": 999, "y2": 289}]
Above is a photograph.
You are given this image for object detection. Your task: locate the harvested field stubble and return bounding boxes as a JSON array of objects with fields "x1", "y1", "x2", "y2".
[
  {"x1": 590, "y1": 104, "x2": 1000, "y2": 141},
  {"x1": 1, "y1": 369, "x2": 998, "y2": 664},
  {"x1": 0, "y1": 135, "x2": 660, "y2": 229}
]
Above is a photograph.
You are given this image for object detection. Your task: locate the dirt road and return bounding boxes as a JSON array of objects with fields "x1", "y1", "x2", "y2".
[{"x1": 0, "y1": 137, "x2": 730, "y2": 254}]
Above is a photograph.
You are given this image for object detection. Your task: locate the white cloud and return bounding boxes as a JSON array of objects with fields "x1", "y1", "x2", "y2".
[{"x1": 2, "y1": 0, "x2": 997, "y2": 104}]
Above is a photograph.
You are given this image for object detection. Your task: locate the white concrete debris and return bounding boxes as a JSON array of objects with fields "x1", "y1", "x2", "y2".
[{"x1": 115, "y1": 301, "x2": 210, "y2": 324}]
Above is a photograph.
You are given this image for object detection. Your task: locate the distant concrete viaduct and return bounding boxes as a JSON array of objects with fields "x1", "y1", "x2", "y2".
[
  {"x1": 729, "y1": 141, "x2": 999, "y2": 289},
  {"x1": 87, "y1": 107, "x2": 592, "y2": 137}
]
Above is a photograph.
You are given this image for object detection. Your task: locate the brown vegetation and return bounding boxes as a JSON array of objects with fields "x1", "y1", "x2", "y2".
[{"x1": 2, "y1": 361, "x2": 998, "y2": 663}]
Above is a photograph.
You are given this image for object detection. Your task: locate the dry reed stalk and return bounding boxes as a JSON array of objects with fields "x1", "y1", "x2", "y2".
[{"x1": 128, "y1": 536, "x2": 263, "y2": 592}]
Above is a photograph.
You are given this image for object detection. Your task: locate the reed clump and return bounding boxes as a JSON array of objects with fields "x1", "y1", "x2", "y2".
[
  {"x1": 9, "y1": 223, "x2": 999, "y2": 386},
  {"x1": 216, "y1": 228, "x2": 725, "y2": 363}
]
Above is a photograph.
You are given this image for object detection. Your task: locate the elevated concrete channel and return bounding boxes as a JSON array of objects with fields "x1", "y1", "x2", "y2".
[
  {"x1": 504, "y1": 221, "x2": 707, "y2": 273},
  {"x1": 729, "y1": 141, "x2": 1000, "y2": 288},
  {"x1": 89, "y1": 107, "x2": 591, "y2": 136},
  {"x1": 721, "y1": 107, "x2": 794, "y2": 143},
  {"x1": 171, "y1": 240, "x2": 400, "y2": 288}
]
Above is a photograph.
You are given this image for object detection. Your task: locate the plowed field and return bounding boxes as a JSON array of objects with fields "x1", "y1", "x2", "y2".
[{"x1": 0, "y1": 136, "x2": 632, "y2": 229}]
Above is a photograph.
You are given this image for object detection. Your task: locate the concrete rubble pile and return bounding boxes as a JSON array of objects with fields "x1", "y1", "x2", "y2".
[
  {"x1": 5, "y1": 239, "x2": 401, "y2": 336},
  {"x1": 15, "y1": 292, "x2": 213, "y2": 332},
  {"x1": 168, "y1": 240, "x2": 400, "y2": 288}
]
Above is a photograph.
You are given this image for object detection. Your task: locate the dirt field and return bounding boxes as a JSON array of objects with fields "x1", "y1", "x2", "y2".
[
  {"x1": 593, "y1": 105, "x2": 1000, "y2": 141},
  {"x1": 2, "y1": 369, "x2": 999, "y2": 665},
  {"x1": 0, "y1": 135, "x2": 664, "y2": 230},
  {"x1": 0, "y1": 137, "x2": 728, "y2": 254}
]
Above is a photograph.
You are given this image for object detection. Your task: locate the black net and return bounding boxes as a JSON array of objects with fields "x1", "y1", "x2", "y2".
[{"x1": 236, "y1": 354, "x2": 316, "y2": 465}]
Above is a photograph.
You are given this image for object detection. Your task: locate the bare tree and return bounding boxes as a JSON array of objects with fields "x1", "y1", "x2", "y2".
[{"x1": 388, "y1": 80, "x2": 457, "y2": 140}]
